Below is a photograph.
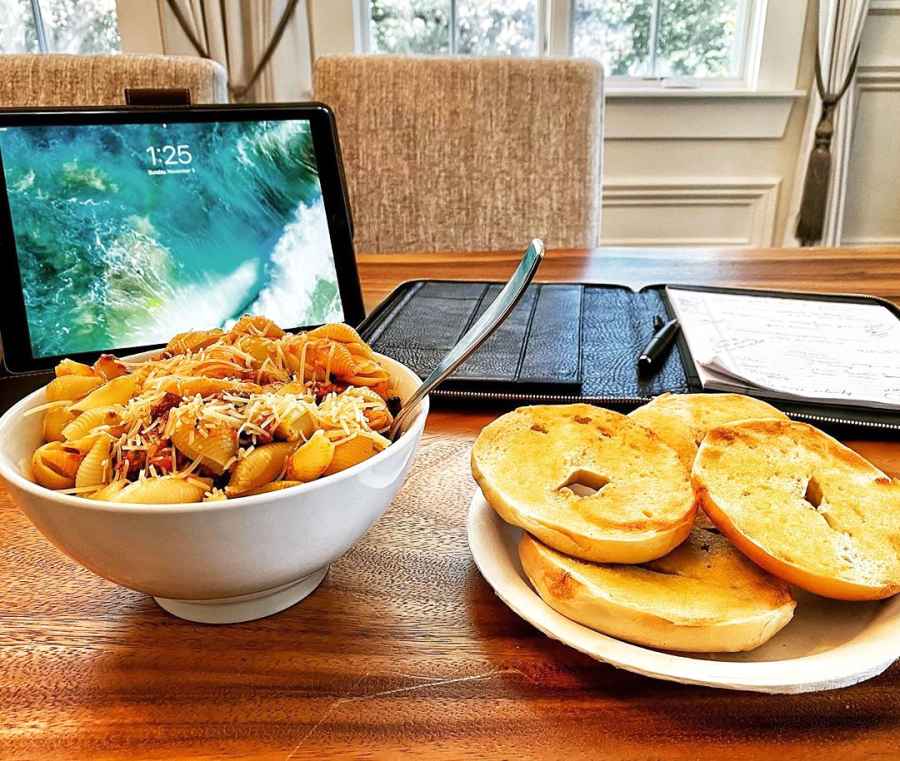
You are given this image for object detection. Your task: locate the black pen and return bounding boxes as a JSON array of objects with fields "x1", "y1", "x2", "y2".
[{"x1": 638, "y1": 316, "x2": 680, "y2": 376}]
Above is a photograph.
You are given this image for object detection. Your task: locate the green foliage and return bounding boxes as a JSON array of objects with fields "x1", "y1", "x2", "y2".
[
  {"x1": 370, "y1": 0, "x2": 740, "y2": 79},
  {"x1": 0, "y1": 0, "x2": 40, "y2": 52},
  {"x1": 0, "y1": 0, "x2": 119, "y2": 54},
  {"x1": 42, "y1": 0, "x2": 120, "y2": 53},
  {"x1": 370, "y1": 0, "x2": 451, "y2": 54},
  {"x1": 456, "y1": 1, "x2": 535, "y2": 56},
  {"x1": 370, "y1": 0, "x2": 536, "y2": 56},
  {"x1": 573, "y1": 0, "x2": 740, "y2": 78},
  {"x1": 573, "y1": 0, "x2": 650, "y2": 75},
  {"x1": 658, "y1": 0, "x2": 738, "y2": 77}
]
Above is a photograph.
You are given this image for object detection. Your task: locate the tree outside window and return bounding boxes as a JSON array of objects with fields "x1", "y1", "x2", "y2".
[
  {"x1": 0, "y1": 0, "x2": 120, "y2": 54},
  {"x1": 367, "y1": 0, "x2": 748, "y2": 81}
]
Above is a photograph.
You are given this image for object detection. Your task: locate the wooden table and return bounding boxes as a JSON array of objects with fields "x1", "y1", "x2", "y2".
[{"x1": 3, "y1": 247, "x2": 900, "y2": 760}]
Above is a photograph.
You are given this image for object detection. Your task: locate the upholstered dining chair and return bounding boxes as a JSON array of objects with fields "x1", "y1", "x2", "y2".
[
  {"x1": 0, "y1": 53, "x2": 227, "y2": 107},
  {"x1": 314, "y1": 55, "x2": 604, "y2": 254}
]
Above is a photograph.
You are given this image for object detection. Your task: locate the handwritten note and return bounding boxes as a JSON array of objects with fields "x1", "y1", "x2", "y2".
[{"x1": 666, "y1": 287, "x2": 900, "y2": 410}]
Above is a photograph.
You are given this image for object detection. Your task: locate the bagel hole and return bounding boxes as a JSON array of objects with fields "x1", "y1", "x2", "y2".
[
  {"x1": 558, "y1": 469, "x2": 609, "y2": 497},
  {"x1": 804, "y1": 476, "x2": 824, "y2": 509},
  {"x1": 804, "y1": 476, "x2": 848, "y2": 534}
]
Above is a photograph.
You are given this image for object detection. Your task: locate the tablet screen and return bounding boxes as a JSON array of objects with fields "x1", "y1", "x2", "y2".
[{"x1": 0, "y1": 117, "x2": 345, "y2": 360}]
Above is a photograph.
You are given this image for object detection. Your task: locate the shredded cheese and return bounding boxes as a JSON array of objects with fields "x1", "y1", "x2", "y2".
[{"x1": 30, "y1": 323, "x2": 396, "y2": 500}]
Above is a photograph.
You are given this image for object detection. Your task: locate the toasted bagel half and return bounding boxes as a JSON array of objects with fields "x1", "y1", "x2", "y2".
[
  {"x1": 629, "y1": 393, "x2": 787, "y2": 470},
  {"x1": 693, "y1": 419, "x2": 900, "y2": 601},
  {"x1": 519, "y1": 530, "x2": 796, "y2": 652},
  {"x1": 471, "y1": 404, "x2": 696, "y2": 564}
]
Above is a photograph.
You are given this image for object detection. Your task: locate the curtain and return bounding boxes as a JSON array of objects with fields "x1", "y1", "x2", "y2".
[
  {"x1": 157, "y1": 0, "x2": 313, "y2": 102},
  {"x1": 784, "y1": 0, "x2": 870, "y2": 246}
]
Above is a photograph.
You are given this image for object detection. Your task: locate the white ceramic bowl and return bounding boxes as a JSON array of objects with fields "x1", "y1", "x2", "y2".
[{"x1": 0, "y1": 353, "x2": 427, "y2": 624}]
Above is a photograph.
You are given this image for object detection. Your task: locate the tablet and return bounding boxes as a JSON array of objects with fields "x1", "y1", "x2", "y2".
[{"x1": 0, "y1": 103, "x2": 363, "y2": 373}]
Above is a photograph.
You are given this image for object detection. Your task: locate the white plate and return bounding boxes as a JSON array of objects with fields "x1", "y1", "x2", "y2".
[{"x1": 467, "y1": 490, "x2": 900, "y2": 693}]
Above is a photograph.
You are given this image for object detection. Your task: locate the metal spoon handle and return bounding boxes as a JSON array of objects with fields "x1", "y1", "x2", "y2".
[{"x1": 388, "y1": 239, "x2": 545, "y2": 440}]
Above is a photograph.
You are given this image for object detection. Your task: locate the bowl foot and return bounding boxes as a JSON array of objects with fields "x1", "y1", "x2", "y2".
[{"x1": 153, "y1": 566, "x2": 329, "y2": 624}]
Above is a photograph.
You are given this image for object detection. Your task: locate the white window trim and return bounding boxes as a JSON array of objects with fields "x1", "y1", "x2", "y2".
[
  {"x1": 348, "y1": 0, "x2": 807, "y2": 139},
  {"x1": 552, "y1": 0, "x2": 760, "y2": 90},
  {"x1": 353, "y1": 0, "x2": 808, "y2": 97},
  {"x1": 600, "y1": 0, "x2": 807, "y2": 140}
]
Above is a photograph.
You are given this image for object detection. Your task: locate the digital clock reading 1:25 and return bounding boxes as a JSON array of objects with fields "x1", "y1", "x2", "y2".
[{"x1": 145, "y1": 144, "x2": 192, "y2": 166}]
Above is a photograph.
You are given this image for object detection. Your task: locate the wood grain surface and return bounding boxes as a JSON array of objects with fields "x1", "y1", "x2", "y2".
[{"x1": 2, "y1": 246, "x2": 900, "y2": 760}]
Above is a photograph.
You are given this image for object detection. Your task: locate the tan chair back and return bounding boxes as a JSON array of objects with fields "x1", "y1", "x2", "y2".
[
  {"x1": 314, "y1": 55, "x2": 604, "y2": 254},
  {"x1": 0, "y1": 53, "x2": 227, "y2": 106}
]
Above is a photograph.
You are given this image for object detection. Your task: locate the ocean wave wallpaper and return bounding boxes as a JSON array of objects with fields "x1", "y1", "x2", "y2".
[{"x1": 0, "y1": 119, "x2": 344, "y2": 358}]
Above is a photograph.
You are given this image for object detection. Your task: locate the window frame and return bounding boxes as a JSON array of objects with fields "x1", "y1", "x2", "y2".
[
  {"x1": 29, "y1": 0, "x2": 50, "y2": 52},
  {"x1": 355, "y1": 0, "x2": 776, "y2": 91},
  {"x1": 561, "y1": 0, "x2": 763, "y2": 90},
  {"x1": 357, "y1": 0, "x2": 546, "y2": 57},
  {"x1": 4, "y1": 0, "x2": 121, "y2": 55}
]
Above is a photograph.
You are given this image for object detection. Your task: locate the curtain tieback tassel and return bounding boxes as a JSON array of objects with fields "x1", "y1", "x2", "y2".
[{"x1": 796, "y1": 100, "x2": 836, "y2": 247}]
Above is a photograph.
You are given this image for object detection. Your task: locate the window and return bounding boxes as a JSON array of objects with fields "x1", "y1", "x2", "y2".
[
  {"x1": 0, "y1": 0, "x2": 120, "y2": 54},
  {"x1": 571, "y1": 0, "x2": 752, "y2": 81},
  {"x1": 361, "y1": 0, "x2": 760, "y2": 86},
  {"x1": 366, "y1": 0, "x2": 539, "y2": 57}
]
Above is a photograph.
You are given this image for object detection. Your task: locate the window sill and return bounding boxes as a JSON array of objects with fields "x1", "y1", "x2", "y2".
[
  {"x1": 604, "y1": 89, "x2": 807, "y2": 140},
  {"x1": 605, "y1": 88, "x2": 806, "y2": 99}
]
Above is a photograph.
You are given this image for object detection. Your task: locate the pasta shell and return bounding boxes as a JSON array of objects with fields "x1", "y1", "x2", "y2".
[
  {"x1": 61, "y1": 405, "x2": 122, "y2": 441},
  {"x1": 191, "y1": 359, "x2": 245, "y2": 379},
  {"x1": 92, "y1": 354, "x2": 129, "y2": 380},
  {"x1": 75, "y1": 435, "x2": 113, "y2": 490},
  {"x1": 308, "y1": 323, "x2": 363, "y2": 344},
  {"x1": 316, "y1": 341, "x2": 357, "y2": 380},
  {"x1": 341, "y1": 387, "x2": 393, "y2": 432},
  {"x1": 171, "y1": 425, "x2": 237, "y2": 475},
  {"x1": 280, "y1": 335, "x2": 306, "y2": 372},
  {"x1": 111, "y1": 476, "x2": 209, "y2": 504},
  {"x1": 275, "y1": 381, "x2": 309, "y2": 396},
  {"x1": 226, "y1": 442, "x2": 296, "y2": 497},
  {"x1": 70, "y1": 374, "x2": 140, "y2": 413},
  {"x1": 230, "y1": 315, "x2": 285, "y2": 338},
  {"x1": 233, "y1": 335, "x2": 275, "y2": 364},
  {"x1": 54, "y1": 358, "x2": 96, "y2": 377},
  {"x1": 282, "y1": 338, "x2": 357, "y2": 382},
  {"x1": 259, "y1": 364, "x2": 291, "y2": 385},
  {"x1": 31, "y1": 442, "x2": 84, "y2": 490},
  {"x1": 246, "y1": 480, "x2": 303, "y2": 495},
  {"x1": 45, "y1": 375, "x2": 103, "y2": 402},
  {"x1": 323, "y1": 431, "x2": 389, "y2": 476},
  {"x1": 165, "y1": 329, "x2": 224, "y2": 355},
  {"x1": 43, "y1": 405, "x2": 76, "y2": 442},
  {"x1": 153, "y1": 376, "x2": 261, "y2": 397},
  {"x1": 286, "y1": 430, "x2": 335, "y2": 482},
  {"x1": 89, "y1": 479, "x2": 129, "y2": 501},
  {"x1": 342, "y1": 358, "x2": 390, "y2": 387},
  {"x1": 307, "y1": 324, "x2": 375, "y2": 359},
  {"x1": 273, "y1": 408, "x2": 316, "y2": 442},
  {"x1": 64, "y1": 435, "x2": 102, "y2": 454}
]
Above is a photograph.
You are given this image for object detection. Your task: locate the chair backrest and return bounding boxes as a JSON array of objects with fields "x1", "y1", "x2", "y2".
[
  {"x1": 314, "y1": 55, "x2": 604, "y2": 254},
  {"x1": 0, "y1": 53, "x2": 227, "y2": 107}
]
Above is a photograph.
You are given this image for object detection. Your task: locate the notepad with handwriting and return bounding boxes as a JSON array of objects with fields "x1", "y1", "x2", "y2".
[{"x1": 665, "y1": 287, "x2": 900, "y2": 411}]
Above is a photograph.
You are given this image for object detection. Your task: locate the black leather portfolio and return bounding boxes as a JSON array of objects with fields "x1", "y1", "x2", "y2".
[
  {"x1": 3, "y1": 279, "x2": 898, "y2": 436},
  {"x1": 357, "y1": 280, "x2": 900, "y2": 436}
]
